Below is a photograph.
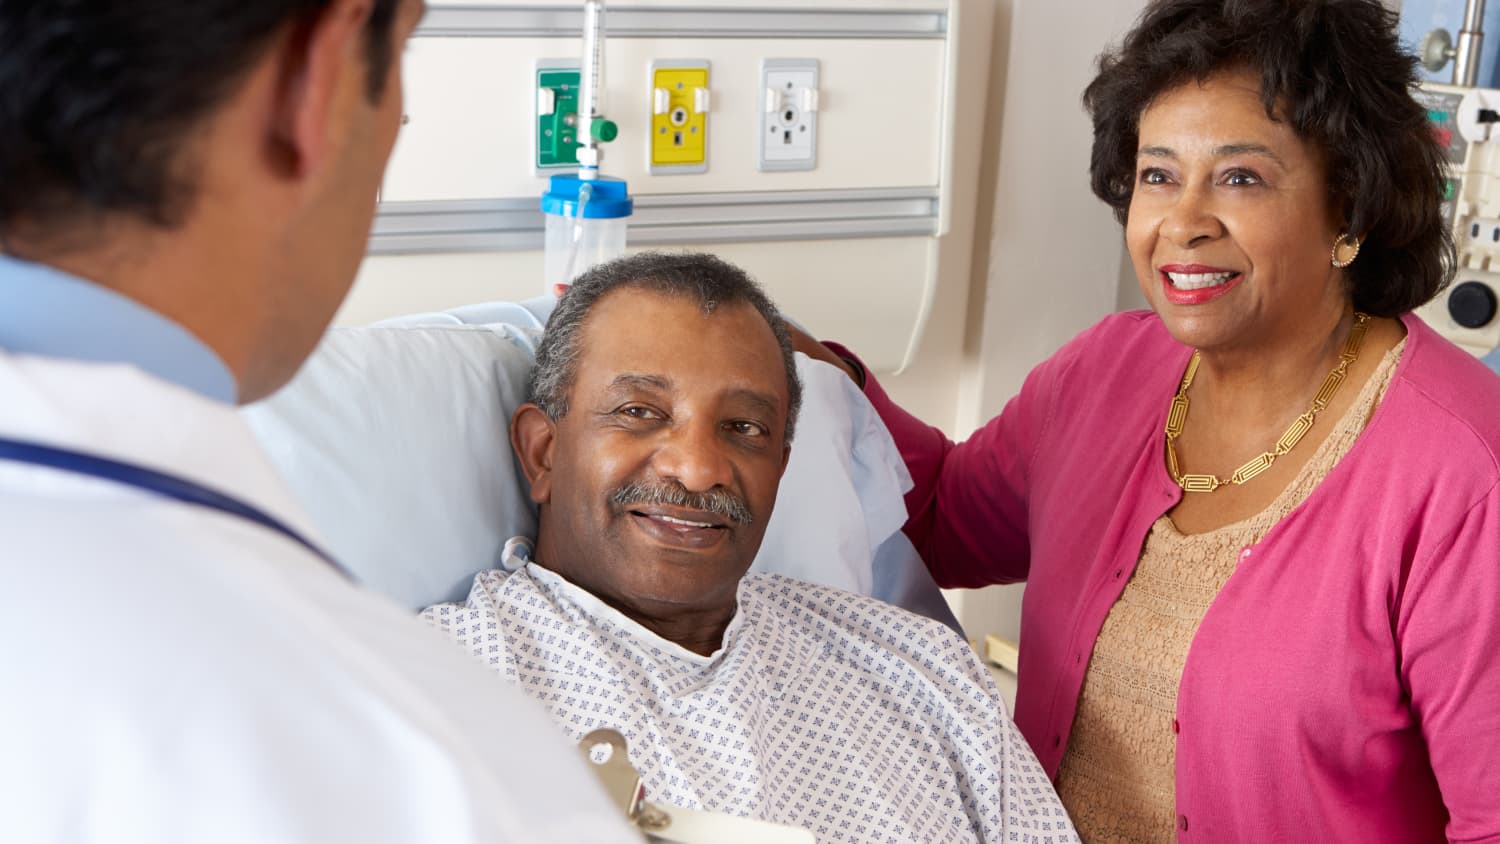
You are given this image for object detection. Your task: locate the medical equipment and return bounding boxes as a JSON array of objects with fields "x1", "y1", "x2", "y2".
[
  {"x1": 541, "y1": 174, "x2": 631, "y2": 295},
  {"x1": 581, "y1": 729, "x2": 814, "y2": 843},
  {"x1": 541, "y1": 0, "x2": 632, "y2": 295},
  {"x1": 1414, "y1": 0, "x2": 1500, "y2": 357},
  {"x1": 1420, "y1": 0, "x2": 1488, "y2": 86},
  {"x1": 0, "y1": 437, "x2": 347, "y2": 578},
  {"x1": 1416, "y1": 77, "x2": 1500, "y2": 356}
]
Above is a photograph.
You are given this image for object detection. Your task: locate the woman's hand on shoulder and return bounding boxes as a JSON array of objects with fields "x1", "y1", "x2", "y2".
[{"x1": 786, "y1": 323, "x2": 863, "y2": 386}]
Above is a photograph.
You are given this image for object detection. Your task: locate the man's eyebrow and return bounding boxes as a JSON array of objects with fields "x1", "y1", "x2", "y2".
[
  {"x1": 728, "y1": 388, "x2": 782, "y2": 419},
  {"x1": 608, "y1": 373, "x2": 672, "y2": 393},
  {"x1": 1138, "y1": 145, "x2": 1176, "y2": 159},
  {"x1": 604, "y1": 375, "x2": 781, "y2": 416}
]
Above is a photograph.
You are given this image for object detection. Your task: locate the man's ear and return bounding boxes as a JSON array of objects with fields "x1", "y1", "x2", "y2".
[
  {"x1": 511, "y1": 403, "x2": 558, "y2": 505},
  {"x1": 267, "y1": 0, "x2": 374, "y2": 181},
  {"x1": 780, "y1": 443, "x2": 792, "y2": 478}
]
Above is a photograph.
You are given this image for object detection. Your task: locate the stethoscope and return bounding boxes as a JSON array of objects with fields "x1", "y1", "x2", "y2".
[{"x1": 0, "y1": 437, "x2": 352, "y2": 581}]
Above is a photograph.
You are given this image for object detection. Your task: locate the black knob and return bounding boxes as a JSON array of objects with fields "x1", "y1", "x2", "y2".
[{"x1": 1448, "y1": 281, "x2": 1498, "y2": 329}]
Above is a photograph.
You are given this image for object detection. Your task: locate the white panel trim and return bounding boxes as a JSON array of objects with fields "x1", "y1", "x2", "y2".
[
  {"x1": 418, "y1": 5, "x2": 948, "y2": 39},
  {"x1": 368, "y1": 188, "x2": 940, "y2": 254}
]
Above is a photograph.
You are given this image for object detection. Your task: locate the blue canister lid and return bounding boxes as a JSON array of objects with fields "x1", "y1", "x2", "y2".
[{"x1": 540, "y1": 174, "x2": 633, "y2": 219}]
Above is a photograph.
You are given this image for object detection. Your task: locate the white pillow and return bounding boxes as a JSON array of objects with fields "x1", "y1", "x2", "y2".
[
  {"x1": 749, "y1": 357, "x2": 909, "y2": 595},
  {"x1": 244, "y1": 323, "x2": 538, "y2": 607},
  {"x1": 244, "y1": 313, "x2": 956, "y2": 632}
]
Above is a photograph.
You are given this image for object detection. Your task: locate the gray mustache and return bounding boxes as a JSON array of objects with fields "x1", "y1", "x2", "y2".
[{"x1": 610, "y1": 480, "x2": 754, "y2": 526}]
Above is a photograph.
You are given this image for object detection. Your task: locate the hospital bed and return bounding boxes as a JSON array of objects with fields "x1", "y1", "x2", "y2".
[{"x1": 242, "y1": 297, "x2": 960, "y2": 626}]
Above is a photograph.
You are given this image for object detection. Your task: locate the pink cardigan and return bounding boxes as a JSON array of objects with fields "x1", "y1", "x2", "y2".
[{"x1": 854, "y1": 311, "x2": 1500, "y2": 842}]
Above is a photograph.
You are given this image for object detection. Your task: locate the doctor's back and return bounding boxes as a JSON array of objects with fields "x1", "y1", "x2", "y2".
[{"x1": 0, "y1": 1, "x2": 636, "y2": 841}]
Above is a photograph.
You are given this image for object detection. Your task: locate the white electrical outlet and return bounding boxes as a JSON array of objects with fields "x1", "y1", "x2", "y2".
[{"x1": 759, "y1": 58, "x2": 819, "y2": 172}]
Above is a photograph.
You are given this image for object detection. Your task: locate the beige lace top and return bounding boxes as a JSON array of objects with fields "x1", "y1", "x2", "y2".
[{"x1": 1052, "y1": 339, "x2": 1406, "y2": 843}]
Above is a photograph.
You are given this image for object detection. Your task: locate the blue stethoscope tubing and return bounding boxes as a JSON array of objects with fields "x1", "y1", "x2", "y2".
[{"x1": 0, "y1": 437, "x2": 352, "y2": 581}]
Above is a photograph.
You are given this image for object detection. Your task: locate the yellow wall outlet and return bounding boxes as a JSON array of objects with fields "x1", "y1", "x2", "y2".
[{"x1": 649, "y1": 61, "x2": 710, "y2": 174}]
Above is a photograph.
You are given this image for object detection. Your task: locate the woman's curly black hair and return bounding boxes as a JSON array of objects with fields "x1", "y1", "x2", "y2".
[{"x1": 1084, "y1": 0, "x2": 1455, "y2": 316}]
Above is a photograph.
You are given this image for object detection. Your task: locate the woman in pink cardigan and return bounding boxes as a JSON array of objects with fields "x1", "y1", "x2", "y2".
[{"x1": 800, "y1": 0, "x2": 1499, "y2": 841}]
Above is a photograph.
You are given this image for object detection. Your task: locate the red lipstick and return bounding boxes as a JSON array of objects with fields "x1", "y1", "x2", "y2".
[{"x1": 1159, "y1": 264, "x2": 1243, "y2": 306}]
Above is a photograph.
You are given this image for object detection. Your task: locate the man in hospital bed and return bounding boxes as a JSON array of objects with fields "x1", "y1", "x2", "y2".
[{"x1": 421, "y1": 252, "x2": 1077, "y2": 844}]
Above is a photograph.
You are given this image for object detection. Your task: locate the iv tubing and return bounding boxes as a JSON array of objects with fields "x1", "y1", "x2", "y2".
[{"x1": 559, "y1": 182, "x2": 594, "y2": 287}]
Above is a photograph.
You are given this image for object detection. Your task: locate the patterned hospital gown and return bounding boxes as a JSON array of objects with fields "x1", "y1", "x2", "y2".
[{"x1": 422, "y1": 564, "x2": 1077, "y2": 843}]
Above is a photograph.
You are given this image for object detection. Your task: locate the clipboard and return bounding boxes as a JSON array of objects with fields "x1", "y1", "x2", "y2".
[{"x1": 579, "y1": 728, "x2": 814, "y2": 843}]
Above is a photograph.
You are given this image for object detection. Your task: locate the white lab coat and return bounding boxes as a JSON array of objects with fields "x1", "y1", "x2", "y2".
[{"x1": 0, "y1": 353, "x2": 638, "y2": 844}]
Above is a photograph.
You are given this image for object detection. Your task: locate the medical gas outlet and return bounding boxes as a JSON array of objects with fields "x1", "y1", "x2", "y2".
[
  {"x1": 759, "y1": 59, "x2": 820, "y2": 172},
  {"x1": 649, "y1": 60, "x2": 710, "y2": 174},
  {"x1": 534, "y1": 60, "x2": 619, "y2": 174}
]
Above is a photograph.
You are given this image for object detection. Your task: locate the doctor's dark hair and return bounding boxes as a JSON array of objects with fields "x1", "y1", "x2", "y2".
[
  {"x1": 1084, "y1": 0, "x2": 1454, "y2": 317},
  {"x1": 529, "y1": 251, "x2": 804, "y2": 442},
  {"x1": 0, "y1": 0, "x2": 401, "y2": 243}
]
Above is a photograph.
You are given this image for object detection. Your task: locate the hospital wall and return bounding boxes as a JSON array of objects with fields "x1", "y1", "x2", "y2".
[{"x1": 333, "y1": 0, "x2": 1189, "y2": 646}]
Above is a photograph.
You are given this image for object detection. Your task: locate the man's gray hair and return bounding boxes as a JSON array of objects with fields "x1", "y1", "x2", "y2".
[{"x1": 529, "y1": 251, "x2": 803, "y2": 442}]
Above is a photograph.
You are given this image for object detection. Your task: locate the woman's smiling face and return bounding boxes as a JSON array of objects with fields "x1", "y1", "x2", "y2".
[{"x1": 1127, "y1": 67, "x2": 1349, "y2": 356}]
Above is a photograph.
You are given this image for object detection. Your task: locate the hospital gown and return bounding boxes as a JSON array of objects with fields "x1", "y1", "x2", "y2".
[{"x1": 422, "y1": 562, "x2": 1078, "y2": 843}]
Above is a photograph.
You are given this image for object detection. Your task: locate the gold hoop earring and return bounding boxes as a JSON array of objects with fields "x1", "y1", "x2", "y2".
[{"x1": 1331, "y1": 233, "x2": 1362, "y2": 268}]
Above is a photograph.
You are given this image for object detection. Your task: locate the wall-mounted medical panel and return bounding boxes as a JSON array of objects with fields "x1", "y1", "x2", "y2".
[
  {"x1": 351, "y1": 0, "x2": 979, "y2": 377},
  {"x1": 382, "y1": 37, "x2": 944, "y2": 201}
]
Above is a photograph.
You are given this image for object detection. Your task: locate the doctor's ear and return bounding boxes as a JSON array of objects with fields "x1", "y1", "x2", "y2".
[
  {"x1": 267, "y1": 0, "x2": 376, "y2": 181},
  {"x1": 511, "y1": 403, "x2": 558, "y2": 505}
]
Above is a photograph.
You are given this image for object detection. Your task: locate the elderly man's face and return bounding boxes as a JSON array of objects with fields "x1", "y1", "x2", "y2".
[{"x1": 516, "y1": 287, "x2": 792, "y2": 642}]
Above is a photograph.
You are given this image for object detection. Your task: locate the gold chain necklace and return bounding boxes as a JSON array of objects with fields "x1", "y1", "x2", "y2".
[{"x1": 1165, "y1": 312, "x2": 1370, "y2": 493}]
